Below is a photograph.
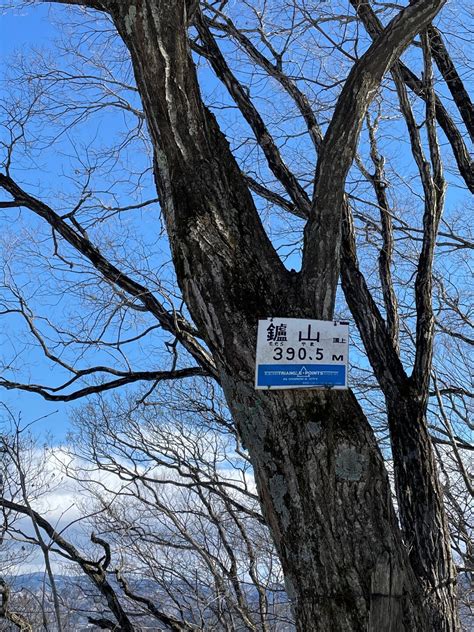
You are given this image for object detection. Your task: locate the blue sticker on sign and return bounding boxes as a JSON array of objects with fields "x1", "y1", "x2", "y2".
[{"x1": 257, "y1": 364, "x2": 346, "y2": 388}]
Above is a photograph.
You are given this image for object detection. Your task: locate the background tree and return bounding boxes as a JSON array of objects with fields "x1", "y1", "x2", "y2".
[
  {"x1": 0, "y1": 392, "x2": 293, "y2": 631},
  {"x1": 0, "y1": 1, "x2": 472, "y2": 630}
]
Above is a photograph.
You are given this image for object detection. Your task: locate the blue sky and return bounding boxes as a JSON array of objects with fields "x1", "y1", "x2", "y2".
[
  {"x1": 0, "y1": 4, "x2": 194, "y2": 442},
  {"x1": 1, "y1": 4, "x2": 56, "y2": 52},
  {"x1": 1, "y1": 5, "x2": 70, "y2": 438}
]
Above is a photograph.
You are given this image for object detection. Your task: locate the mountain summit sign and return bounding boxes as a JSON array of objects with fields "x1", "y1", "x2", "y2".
[{"x1": 255, "y1": 318, "x2": 349, "y2": 390}]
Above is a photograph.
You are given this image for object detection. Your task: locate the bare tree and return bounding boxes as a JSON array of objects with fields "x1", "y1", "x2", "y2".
[
  {"x1": 0, "y1": 1, "x2": 472, "y2": 630},
  {"x1": 0, "y1": 392, "x2": 293, "y2": 631},
  {"x1": 68, "y1": 386, "x2": 293, "y2": 631}
]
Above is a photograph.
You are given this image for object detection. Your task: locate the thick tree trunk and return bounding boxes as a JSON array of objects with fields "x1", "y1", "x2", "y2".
[
  {"x1": 223, "y1": 379, "x2": 426, "y2": 631},
  {"x1": 341, "y1": 206, "x2": 459, "y2": 631},
  {"x1": 341, "y1": 207, "x2": 459, "y2": 632},
  {"x1": 108, "y1": 2, "x2": 457, "y2": 629},
  {"x1": 387, "y1": 396, "x2": 459, "y2": 632}
]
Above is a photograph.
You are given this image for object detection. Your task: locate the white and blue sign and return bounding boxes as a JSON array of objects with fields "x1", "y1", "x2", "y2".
[{"x1": 255, "y1": 318, "x2": 349, "y2": 390}]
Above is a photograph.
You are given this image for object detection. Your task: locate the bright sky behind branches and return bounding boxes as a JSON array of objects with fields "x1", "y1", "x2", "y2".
[{"x1": 1, "y1": 5, "x2": 70, "y2": 438}]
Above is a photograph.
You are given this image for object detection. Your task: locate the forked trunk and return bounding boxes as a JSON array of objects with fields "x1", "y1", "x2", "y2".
[{"x1": 109, "y1": 2, "x2": 458, "y2": 629}]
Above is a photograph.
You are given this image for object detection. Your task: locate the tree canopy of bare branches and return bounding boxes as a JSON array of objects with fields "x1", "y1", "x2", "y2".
[{"x1": 0, "y1": 1, "x2": 472, "y2": 630}]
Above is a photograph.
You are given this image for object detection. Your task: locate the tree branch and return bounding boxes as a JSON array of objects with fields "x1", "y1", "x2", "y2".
[
  {"x1": 203, "y1": 10, "x2": 323, "y2": 152},
  {"x1": 340, "y1": 199, "x2": 408, "y2": 398},
  {"x1": 87, "y1": 617, "x2": 118, "y2": 629},
  {"x1": 46, "y1": 0, "x2": 110, "y2": 10},
  {"x1": 412, "y1": 32, "x2": 446, "y2": 396},
  {"x1": 195, "y1": 14, "x2": 311, "y2": 216},
  {"x1": 349, "y1": 0, "x2": 474, "y2": 193},
  {"x1": 0, "y1": 498, "x2": 136, "y2": 632},
  {"x1": 115, "y1": 570, "x2": 199, "y2": 632},
  {"x1": 301, "y1": 0, "x2": 447, "y2": 318},
  {"x1": 364, "y1": 112, "x2": 400, "y2": 351},
  {"x1": 0, "y1": 173, "x2": 217, "y2": 379},
  {"x1": 243, "y1": 175, "x2": 305, "y2": 219},
  {"x1": 427, "y1": 25, "x2": 474, "y2": 142},
  {"x1": 0, "y1": 578, "x2": 33, "y2": 632},
  {"x1": 0, "y1": 367, "x2": 207, "y2": 402}
]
